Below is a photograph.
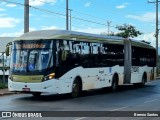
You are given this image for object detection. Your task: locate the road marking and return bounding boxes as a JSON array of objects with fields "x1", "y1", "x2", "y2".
[
  {"x1": 110, "y1": 106, "x2": 128, "y2": 111},
  {"x1": 74, "y1": 117, "x2": 87, "y2": 120},
  {"x1": 144, "y1": 99, "x2": 158, "y2": 103}
]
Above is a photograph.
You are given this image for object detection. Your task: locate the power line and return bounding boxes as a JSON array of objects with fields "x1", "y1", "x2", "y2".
[
  {"x1": 2, "y1": 0, "x2": 116, "y2": 28},
  {"x1": 2, "y1": 0, "x2": 155, "y2": 36},
  {"x1": 2, "y1": 0, "x2": 23, "y2": 6},
  {"x1": 38, "y1": 0, "x2": 108, "y2": 22},
  {"x1": 31, "y1": 0, "x2": 159, "y2": 28},
  {"x1": 33, "y1": 0, "x2": 110, "y2": 24}
]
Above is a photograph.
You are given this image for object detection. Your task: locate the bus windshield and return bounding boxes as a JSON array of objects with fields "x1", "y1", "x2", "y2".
[{"x1": 11, "y1": 40, "x2": 54, "y2": 73}]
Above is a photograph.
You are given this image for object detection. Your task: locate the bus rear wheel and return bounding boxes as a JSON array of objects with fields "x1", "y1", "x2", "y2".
[
  {"x1": 134, "y1": 74, "x2": 146, "y2": 87},
  {"x1": 140, "y1": 74, "x2": 146, "y2": 87},
  {"x1": 71, "y1": 78, "x2": 81, "y2": 98},
  {"x1": 111, "y1": 75, "x2": 118, "y2": 92}
]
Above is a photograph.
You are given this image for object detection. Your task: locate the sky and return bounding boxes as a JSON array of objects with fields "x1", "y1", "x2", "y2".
[{"x1": 0, "y1": 0, "x2": 159, "y2": 47}]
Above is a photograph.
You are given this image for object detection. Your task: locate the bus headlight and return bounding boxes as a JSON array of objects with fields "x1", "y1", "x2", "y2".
[{"x1": 43, "y1": 73, "x2": 55, "y2": 81}]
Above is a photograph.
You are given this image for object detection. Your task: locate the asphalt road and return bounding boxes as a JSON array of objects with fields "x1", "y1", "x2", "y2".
[{"x1": 0, "y1": 79, "x2": 160, "y2": 120}]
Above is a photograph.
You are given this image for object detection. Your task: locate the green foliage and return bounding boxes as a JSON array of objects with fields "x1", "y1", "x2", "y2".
[
  {"x1": 116, "y1": 24, "x2": 143, "y2": 38},
  {"x1": 0, "y1": 82, "x2": 6, "y2": 89}
]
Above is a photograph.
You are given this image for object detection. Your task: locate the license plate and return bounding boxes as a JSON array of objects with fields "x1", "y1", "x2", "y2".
[{"x1": 22, "y1": 88, "x2": 30, "y2": 92}]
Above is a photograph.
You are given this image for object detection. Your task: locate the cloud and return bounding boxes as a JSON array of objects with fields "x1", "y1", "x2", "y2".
[
  {"x1": 0, "y1": 2, "x2": 6, "y2": 5},
  {"x1": 29, "y1": 0, "x2": 57, "y2": 6},
  {"x1": 29, "y1": 14, "x2": 34, "y2": 17},
  {"x1": 41, "y1": 26, "x2": 59, "y2": 30},
  {"x1": 0, "y1": 14, "x2": 7, "y2": 17},
  {"x1": 0, "y1": 17, "x2": 21, "y2": 28},
  {"x1": 73, "y1": 27, "x2": 108, "y2": 34},
  {"x1": 0, "y1": 28, "x2": 36, "y2": 37},
  {"x1": 6, "y1": 4, "x2": 17, "y2": 7},
  {"x1": 29, "y1": 27, "x2": 37, "y2": 31},
  {"x1": 135, "y1": 32, "x2": 159, "y2": 47},
  {"x1": 84, "y1": 3, "x2": 91, "y2": 7},
  {"x1": 116, "y1": 3, "x2": 129, "y2": 9},
  {"x1": 127, "y1": 12, "x2": 158, "y2": 22},
  {"x1": 116, "y1": 5, "x2": 126, "y2": 9},
  {"x1": 0, "y1": 32, "x2": 23, "y2": 37},
  {"x1": 0, "y1": 8, "x2": 5, "y2": 11}
]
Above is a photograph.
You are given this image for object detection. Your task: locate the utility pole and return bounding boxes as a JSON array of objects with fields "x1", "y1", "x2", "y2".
[
  {"x1": 24, "y1": 0, "x2": 29, "y2": 33},
  {"x1": 66, "y1": 0, "x2": 69, "y2": 30},
  {"x1": 148, "y1": 0, "x2": 160, "y2": 76},
  {"x1": 69, "y1": 9, "x2": 72, "y2": 31},
  {"x1": 107, "y1": 21, "x2": 112, "y2": 35}
]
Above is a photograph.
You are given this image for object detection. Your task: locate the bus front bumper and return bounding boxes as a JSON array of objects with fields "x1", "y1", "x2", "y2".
[{"x1": 8, "y1": 78, "x2": 72, "y2": 95}]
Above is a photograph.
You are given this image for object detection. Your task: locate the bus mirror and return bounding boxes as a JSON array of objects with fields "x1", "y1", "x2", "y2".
[
  {"x1": 5, "y1": 42, "x2": 12, "y2": 56},
  {"x1": 5, "y1": 46, "x2": 10, "y2": 56}
]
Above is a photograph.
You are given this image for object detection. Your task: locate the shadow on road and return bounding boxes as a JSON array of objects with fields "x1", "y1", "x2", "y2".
[{"x1": 15, "y1": 84, "x2": 159, "y2": 102}]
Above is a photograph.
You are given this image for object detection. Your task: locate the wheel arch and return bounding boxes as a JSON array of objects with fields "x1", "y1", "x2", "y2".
[
  {"x1": 72, "y1": 76, "x2": 82, "y2": 91},
  {"x1": 71, "y1": 76, "x2": 83, "y2": 98}
]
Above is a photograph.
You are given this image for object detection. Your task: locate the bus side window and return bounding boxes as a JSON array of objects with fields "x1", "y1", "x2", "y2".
[{"x1": 61, "y1": 50, "x2": 69, "y2": 61}]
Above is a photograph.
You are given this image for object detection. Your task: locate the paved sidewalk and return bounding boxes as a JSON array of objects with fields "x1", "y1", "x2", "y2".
[{"x1": 0, "y1": 88, "x2": 16, "y2": 96}]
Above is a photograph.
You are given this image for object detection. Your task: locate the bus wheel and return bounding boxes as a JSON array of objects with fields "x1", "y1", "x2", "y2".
[
  {"x1": 111, "y1": 75, "x2": 118, "y2": 92},
  {"x1": 140, "y1": 74, "x2": 146, "y2": 87},
  {"x1": 32, "y1": 92, "x2": 41, "y2": 97},
  {"x1": 71, "y1": 78, "x2": 81, "y2": 98},
  {"x1": 134, "y1": 74, "x2": 146, "y2": 87}
]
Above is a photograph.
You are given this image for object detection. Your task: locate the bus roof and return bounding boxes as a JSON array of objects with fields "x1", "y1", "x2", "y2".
[{"x1": 15, "y1": 30, "x2": 155, "y2": 49}]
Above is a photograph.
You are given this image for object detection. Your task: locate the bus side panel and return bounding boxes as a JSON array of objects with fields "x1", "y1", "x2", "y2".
[
  {"x1": 58, "y1": 66, "x2": 124, "y2": 92},
  {"x1": 130, "y1": 66, "x2": 155, "y2": 84},
  {"x1": 147, "y1": 67, "x2": 156, "y2": 81},
  {"x1": 130, "y1": 66, "x2": 142, "y2": 83}
]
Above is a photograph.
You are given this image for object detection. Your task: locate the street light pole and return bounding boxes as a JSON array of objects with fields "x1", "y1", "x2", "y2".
[
  {"x1": 156, "y1": 0, "x2": 159, "y2": 75},
  {"x1": 66, "y1": 0, "x2": 69, "y2": 30},
  {"x1": 148, "y1": 0, "x2": 159, "y2": 76},
  {"x1": 24, "y1": 0, "x2": 29, "y2": 33}
]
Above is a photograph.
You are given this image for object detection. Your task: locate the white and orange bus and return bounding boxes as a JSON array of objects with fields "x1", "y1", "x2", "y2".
[{"x1": 6, "y1": 30, "x2": 156, "y2": 97}]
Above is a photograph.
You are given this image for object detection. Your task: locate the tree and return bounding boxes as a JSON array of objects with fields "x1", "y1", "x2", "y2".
[{"x1": 115, "y1": 24, "x2": 143, "y2": 38}]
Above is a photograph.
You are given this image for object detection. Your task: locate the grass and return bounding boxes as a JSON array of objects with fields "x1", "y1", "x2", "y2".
[{"x1": 0, "y1": 82, "x2": 7, "y2": 89}]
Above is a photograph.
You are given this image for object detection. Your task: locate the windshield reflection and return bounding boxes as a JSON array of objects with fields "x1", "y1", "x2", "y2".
[{"x1": 11, "y1": 40, "x2": 54, "y2": 73}]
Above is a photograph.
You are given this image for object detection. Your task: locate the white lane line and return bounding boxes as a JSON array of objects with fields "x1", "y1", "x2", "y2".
[
  {"x1": 110, "y1": 106, "x2": 129, "y2": 111},
  {"x1": 144, "y1": 99, "x2": 158, "y2": 103},
  {"x1": 74, "y1": 117, "x2": 87, "y2": 120}
]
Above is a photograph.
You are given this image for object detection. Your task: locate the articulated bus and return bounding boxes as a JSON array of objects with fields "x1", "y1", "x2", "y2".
[{"x1": 7, "y1": 30, "x2": 156, "y2": 97}]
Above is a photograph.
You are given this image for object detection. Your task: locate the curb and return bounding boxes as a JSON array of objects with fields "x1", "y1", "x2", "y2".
[
  {"x1": 0, "y1": 91, "x2": 19, "y2": 96},
  {"x1": 0, "y1": 92, "x2": 15, "y2": 96}
]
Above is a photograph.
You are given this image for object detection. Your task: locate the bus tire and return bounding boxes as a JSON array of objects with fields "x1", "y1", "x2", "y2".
[
  {"x1": 111, "y1": 75, "x2": 118, "y2": 92},
  {"x1": 71, "y1": 78, "x2": 82, "y2": 98},
  {"x1": 32, "y1": 92, "x2": 41, "y2": 97},
  {"x1": 134, "y1": 73, "x2": 146, "y2": 87},
  {"x1": 140, "y1": 73, "x2": 146, "y2": 87}
]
